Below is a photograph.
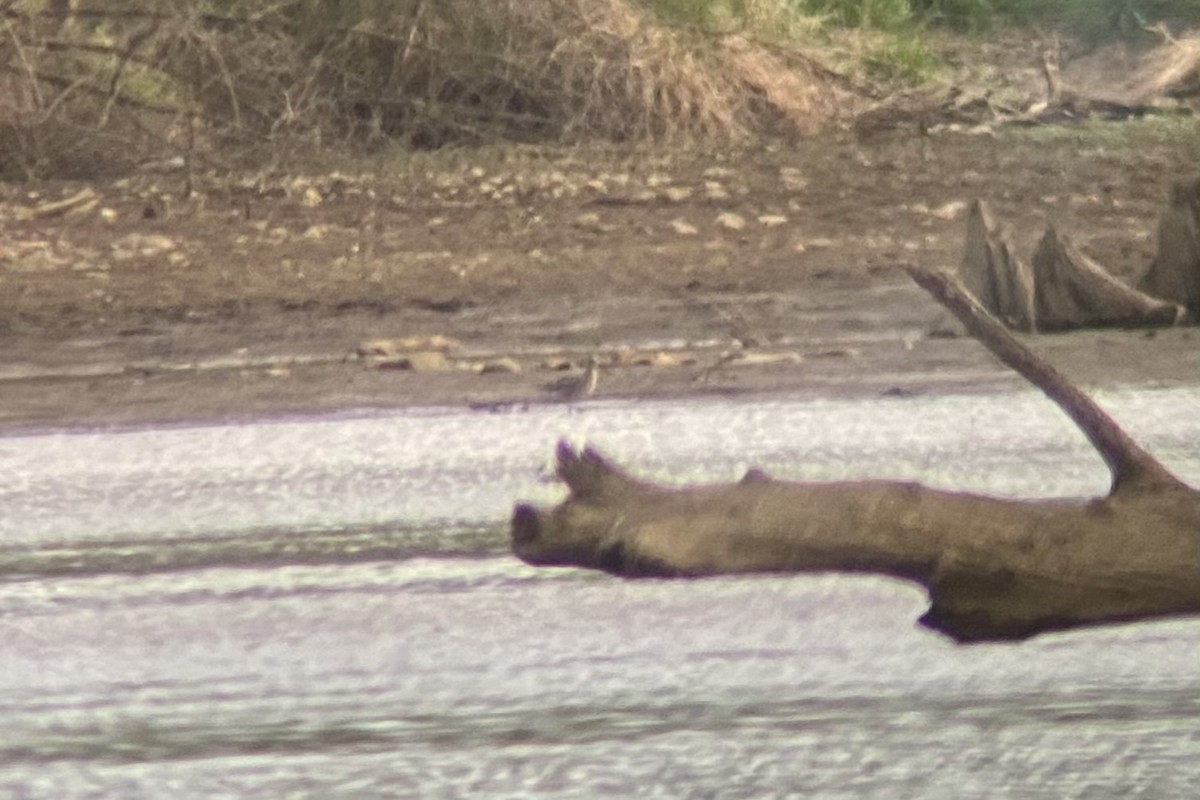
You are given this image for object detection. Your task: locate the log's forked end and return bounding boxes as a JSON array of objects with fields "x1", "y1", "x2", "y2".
[
  {"x1": 553, "y1": 438, "x2": 577, "y2": 473},
  {"x1": 554, "y1": 439, "x2": 635, "y2": 499}
]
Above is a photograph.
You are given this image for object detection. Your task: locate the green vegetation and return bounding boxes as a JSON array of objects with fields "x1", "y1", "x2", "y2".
[
  {"x1": 639, "y1": 0, "x2": 1200, "y2": 85},
  {"x1": 798, "y1": 0, "x2": 914, "y2": 29},
  {"x1": 916, "y1": 0, "x2": 1200, "y2": 35},
  {"x1": 637, "y1": 0, "x2": 1200, "y2": 35},
  {"x1": 862, "y1": 35, "x2": 939, "y2": 82},
  {"x1": 1000, "y1": 114, "x2": 1200, "y2": 152}
]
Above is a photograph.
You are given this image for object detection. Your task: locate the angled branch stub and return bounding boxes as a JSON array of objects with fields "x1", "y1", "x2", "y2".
[{"x1": 905, "y1": 264, "x2": 1190, "y2": 496}]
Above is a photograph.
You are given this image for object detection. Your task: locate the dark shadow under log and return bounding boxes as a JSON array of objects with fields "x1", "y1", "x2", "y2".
[{"x1": 510, "y1": 267, "x2": 1200, "y2": 643}]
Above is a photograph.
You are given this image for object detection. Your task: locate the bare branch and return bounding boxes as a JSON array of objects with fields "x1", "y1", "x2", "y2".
[{"x1": 904, "y1": 263, "x2": 1190, "y2": 495}]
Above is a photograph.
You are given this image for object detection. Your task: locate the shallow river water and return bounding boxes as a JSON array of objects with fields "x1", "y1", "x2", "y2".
[{"x1": 2, "y1": 387, "x2": 1199, "y2": 799}]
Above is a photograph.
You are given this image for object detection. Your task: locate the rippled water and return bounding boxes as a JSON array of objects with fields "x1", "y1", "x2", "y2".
[{"x1": 2, "y1": 388, "x2": 1199, "y2": 798}]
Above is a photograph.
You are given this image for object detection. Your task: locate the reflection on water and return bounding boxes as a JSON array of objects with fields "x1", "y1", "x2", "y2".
[{"x1": 1, "y1": 388, "x2": 1199, "y2": 798}]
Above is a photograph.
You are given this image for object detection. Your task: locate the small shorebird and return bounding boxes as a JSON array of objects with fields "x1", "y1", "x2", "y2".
[{"x1": 543, "y1": 355, "x2": 600, "y2": 401}]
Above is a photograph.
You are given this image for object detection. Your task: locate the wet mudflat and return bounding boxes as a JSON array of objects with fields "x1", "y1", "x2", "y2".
[{"x1": 2, "y1": 390, "x2": 1199, "y2": 798}]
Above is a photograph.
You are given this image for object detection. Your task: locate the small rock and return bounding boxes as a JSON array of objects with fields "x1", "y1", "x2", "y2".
[
  {"x1": 479, "y1": 357, "x2": 522, "y2": 375},
  {"x1": 757, "y1": 214, "x2": 788, "y2": 227},
  {"x1": 540, "y1": 356, "x2": 577, "y2": 371},
  {"x1": 704, "y1": 182, "x2": 730, "y2": 201},
  {"x1": 669, "y1": 219, "x2": 698, "y2": 236},
  {"x1": 661, "y1": 186, "x2": 694, "y2": 203},
  {"x1": 724, "y1": 351, "x2": 803, "y2": 366},
  {"x1": 779, "y1": 167, "x2": 808, "y2": 191},
  {"x1": 715, "y1": 212, "x2": 747, "y2": 231},
  {"x1": 137, "y1": 156, "x2": 186, "y2": 173},
  {"x1": 110, "y1": 233, "x2": 176, "y2": 260},
  {"x1": 806, "y1": 347, "x2": 861, "y2": 359},
  {"x1": 573, "y1": 212, "x2": 612, "y2": 233},
  {"x1": 356, "y1": 335, "x2": 459, "y2": 358},
  {"x1": 375, "y1": 351, "x2": 451, "y2": 373},
  {"x1": 612, "y1": 349, "x2": 694, "y2": 367},
  {"x1": 930, "y1": 201, "x2": 967, "y2": 221},
  {"x1": 301, "y1": 186, "x2": 323, "y2": 207}
]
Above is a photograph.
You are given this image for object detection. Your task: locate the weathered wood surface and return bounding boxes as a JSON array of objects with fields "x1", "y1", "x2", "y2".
[
  {"x1": 958, "y1": 198, "x2": 1187, "y2": 332},
  {"x1": 957, "y1": 200, "x2": 1037, "y2": 330},
  {"x1": 511, "y1": 267, "x2": 1200, "y2": 643},
  {"x1": 1138, "y1": 176, "x2": 1200, "y2": 320}
]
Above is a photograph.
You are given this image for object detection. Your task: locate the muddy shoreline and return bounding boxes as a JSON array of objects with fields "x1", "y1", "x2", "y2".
[
  {"x1": 1, "y1": 274, "x2": 1197, "y2": 434},
  {"x1": 3, "y1": 124, "x2": 1199, "y2": 433}
]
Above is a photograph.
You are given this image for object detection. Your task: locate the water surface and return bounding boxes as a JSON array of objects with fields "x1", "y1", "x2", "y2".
[{"x1": 2, "y1": 388, "x2": 1198, "y2": 798}]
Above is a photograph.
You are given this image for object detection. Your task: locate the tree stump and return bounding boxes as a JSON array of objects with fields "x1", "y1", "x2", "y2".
[
  {"x1": 1138, "y1": 176, "x2": 1200, "y2": 321},
  {"x1": 958, "y1": 199, "x2": 1184, "y2": 331}
]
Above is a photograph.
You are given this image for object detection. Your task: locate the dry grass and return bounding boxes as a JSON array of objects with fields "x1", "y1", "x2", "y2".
[
  {"x1": 1131, "y1": 32, "x2": 1200, "y2": 105},
  {"x1": 0, "y1": 0, "x2": 856, "y2": 178}
]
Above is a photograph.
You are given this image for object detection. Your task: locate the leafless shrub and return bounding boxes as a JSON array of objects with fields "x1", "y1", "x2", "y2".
[{"x1": 0, "y1": 0, "x2": 850, "y2": 178}]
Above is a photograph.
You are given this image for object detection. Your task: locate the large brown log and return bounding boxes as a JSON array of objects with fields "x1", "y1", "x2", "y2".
[{"x1": 511, "y1": 267, "x2": 1200, "y2": 642}]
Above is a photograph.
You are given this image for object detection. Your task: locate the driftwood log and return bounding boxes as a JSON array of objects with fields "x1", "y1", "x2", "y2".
[{"x1": 511, "y1": 266, "x2": 1200, "y2": 643}]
